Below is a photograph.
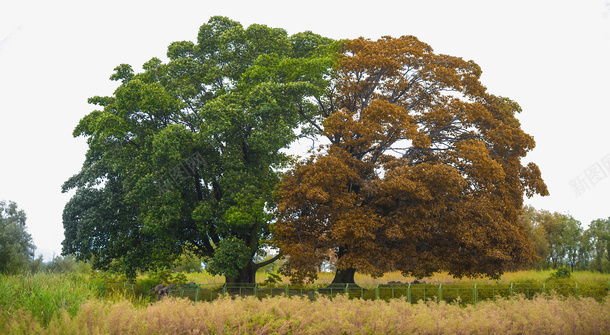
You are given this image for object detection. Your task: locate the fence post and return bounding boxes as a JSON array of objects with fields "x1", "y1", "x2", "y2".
[
  {"x1": 222, "y1": 283, "x2": 227, "y2": 297},
  {"x1": 542, "y1": 283, "x2": 546, "y2": 294},
  {"x1": 473, "y1": 284, "x2": 477, "y2": 305},
  {"x1": 195, "y1": 284, "x2": 200, "y2": 303},
  {"x1": 438, "y1": 284, "x2": 442, "y2": 303},
  {"x1": 254, "y1": 283, "x2": 258, "y2": 299},
  {"x1": 345, "y1": 283, "x2": 349, "y2": 295},
  {"x1": 375, "y1": 284, "x2": 380, "y2": 300},
  {"x1": 407, "y1": 283, "x2": 411, "y2": 303},
  {"x1": 285, "y1": 284, "x2": 289, "y2": 297},
  {"x1": 510, "y1": 283, "x2": 514, "y2": 298},
  {"x1": 575, "y1": 282, "x2": 579, "y2": 298}
]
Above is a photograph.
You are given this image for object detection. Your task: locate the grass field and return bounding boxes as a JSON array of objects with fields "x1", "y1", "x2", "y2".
[
  {"x1": 185, "y1": 269, "x2": 610, "y2": 285},
  {"x1": 1, "y1": 270, "x2": 609, "y2": 334}
]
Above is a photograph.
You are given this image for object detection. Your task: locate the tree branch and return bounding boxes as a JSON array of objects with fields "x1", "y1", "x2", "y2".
[{"x1": 252, "y1": 252, "x2": 283, "y2": 270}]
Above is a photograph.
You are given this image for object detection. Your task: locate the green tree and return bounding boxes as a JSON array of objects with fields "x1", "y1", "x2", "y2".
[
  {"x1": 541, "y1": 212, "x2": 565, "y2": 268},
  {"x1": 0, "y1": 200, "x2": 36, "y2": 274},
  {"x1": 520, "y1": 207, "x2": 584, "y2": 271},
  {"x1": 62, "y1": 16, "x2": 336, "y2": 282},
  {"x1": 560, "y1": 215, "x2": 583, "y2": 272},
  {"x1": 587, "y1": 218, "x2": 610, "y2": 273},
  {"x1": 577, "y1": 229, "x2": 593, "y2": 270}
]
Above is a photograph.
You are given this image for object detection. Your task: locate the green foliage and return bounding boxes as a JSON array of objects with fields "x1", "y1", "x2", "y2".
[
  {"x1": 588, "y1": 218, "x2": 610, "y2": 272},
  {"x1": 0, "y1": 200, "x2": 36, "y2": 274},
  {"x1": 28, "y1": 255, "x2": 45, "y2": 274},
  {"x1": 146, "y1": 268, "x2": 188, "y2": 286},
  {"x1": 89, "y1": 270, "x2": 129, "y2": 284},
  {"x1": 62, "y1": 16, "x2": 335, "y2": 282},
  {"x1": 262, "y1": 272, "x2": 282, "y2": 286},
  {"x1": 206, "y1": 237, "x2": 252, "y2": 278},
  {"x1": 171, "y1": 251, "x2": 203, "y2": 273},
  {"x1": 0, "y1": 273, "x2": 93, "y2": 326},
  {"x1": 519, "y1": 206, "x2": 610, "y2": 273},
  {"x1": 45, "y1": 255, "x2": 91, "y2": 274},
  {"x1": 547, "y1": 267, "x2": 572, "y2": 281}
]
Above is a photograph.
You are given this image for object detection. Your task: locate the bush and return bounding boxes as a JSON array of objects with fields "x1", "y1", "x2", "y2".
[
  {"x1": 261, "y1": 272, "x2": 282, "y2": 286},
  {"x1": 145, "y1": 268, "x2": 188, "y2": 286},
  {"x1": 547, "y1": 267, "x2": 572, "y2": 281}
]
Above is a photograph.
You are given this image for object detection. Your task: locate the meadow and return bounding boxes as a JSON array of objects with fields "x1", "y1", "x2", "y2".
[
  {"x1": 1, "y1": 270, "x2": 609, "y2": 334},
  {"x1": 185, "y1": 268, "x2": 610, "y2": 285}
]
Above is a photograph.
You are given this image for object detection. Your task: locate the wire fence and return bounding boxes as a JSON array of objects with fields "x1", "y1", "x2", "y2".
[
  {"x1": 157, "y1": 282, "x2": 610, "y2": 304},
  {"x1": 86, "y1": 281, "x2": 610, "y2": 304},
  {"x1": 87, "y1": 282, "x2": 136, "y2": 298}
]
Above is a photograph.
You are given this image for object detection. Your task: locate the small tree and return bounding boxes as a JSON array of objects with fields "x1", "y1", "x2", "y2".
[{"x1": 0, "y1": 200, "x2": 36, "y2": 274}]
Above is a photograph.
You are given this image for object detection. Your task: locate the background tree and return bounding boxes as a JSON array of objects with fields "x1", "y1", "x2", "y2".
[
  {"x1": 519, "y1": 205, "x2": 551, "y2": 269},
  {"x1": 560, "y1": 214, "x2": 583, "y2": 272},
  {"x1": 520, "y1": 205, "x2": 600, "y2": 272},
  {"x1": 519, "y1": 206, "x2": 587, "y2": 271},
  {"x1": 273, "y1": 36, "x2": 548, "y2": 284},
  {"x1": 542, "y1": 212, "x2": 567, "y2": 269},
  {"x1": 587, "y1": 218, "x2": 610, "y2": 273},
  {"x1": 0, "y1": 200, "x2": 36, "y2": 274},
  {"x1": 62, "y1": 16, "x2": 335, "y2": 282},
  {"x1": 577, "y1": 228, "x2": 593, "y2": 270}
]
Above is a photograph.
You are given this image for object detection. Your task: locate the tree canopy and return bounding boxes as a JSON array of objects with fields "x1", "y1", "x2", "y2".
[
  {"x1": 64, "y1": 20, "x2": 551, "y2": 283},
  {"x1": 273, "y1": 36, "x2": 549, "y2": 283},
  {"x1": 62, "y1": 16, "x2": 336, "y2": 282},
  {"x1": 0, "y1": 200, "x2": 35, "y2": 274},
  {"x1": 520, "y1": 206, "x2": 610, "y2": 272}
]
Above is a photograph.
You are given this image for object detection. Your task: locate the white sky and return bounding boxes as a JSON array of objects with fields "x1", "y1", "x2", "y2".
[{"x1": 1, "y1": 0, "x2": 609, "y2": 261}]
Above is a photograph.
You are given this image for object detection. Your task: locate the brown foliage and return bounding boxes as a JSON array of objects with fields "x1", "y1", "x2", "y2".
[{"x1": 273, "y1": 36, "x2": 548, "y2": 283}]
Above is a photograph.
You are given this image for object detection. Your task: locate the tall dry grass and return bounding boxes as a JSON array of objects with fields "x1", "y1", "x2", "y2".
[{"x1": 2, "y1": 293, "x2": 608, "y2": 334}]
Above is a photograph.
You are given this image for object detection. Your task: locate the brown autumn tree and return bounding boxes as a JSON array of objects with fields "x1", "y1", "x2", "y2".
[{"x1": 272, "y1": 36, "x2": 549, "y2": 284}]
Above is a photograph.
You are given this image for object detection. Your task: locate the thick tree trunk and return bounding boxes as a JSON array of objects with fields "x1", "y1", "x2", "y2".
[
  {"x1": 223, "y1": 253, "x2": 283, "y2": 285},
  {"x1": 331, "y1": 246, "x2": 357, "y2": 285},
  {"x1": 225, "y1": 262, "x2": 256, "y2": 285},
  {"x1": 331, "y1": 267, "x2": 357, "y2": 284}
]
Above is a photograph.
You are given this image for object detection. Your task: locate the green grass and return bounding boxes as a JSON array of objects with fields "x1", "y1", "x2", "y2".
[{"x1": 0, "y1": 273, "x2": 94, "y2": 326}]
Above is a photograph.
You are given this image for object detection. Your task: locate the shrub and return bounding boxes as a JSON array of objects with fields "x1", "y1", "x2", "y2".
[{"x1": 547, "y1": 267, "x2": 572, "y2": 281}]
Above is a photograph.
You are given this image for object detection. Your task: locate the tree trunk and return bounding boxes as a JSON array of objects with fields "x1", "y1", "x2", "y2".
[
  {"x1": 225, "y1": 262, "x2": 256, "y2": 285},
  {"x1": 331, "y1": 267, "x2": 357, "y2": 284},
  {"x1": 331, "y1": 246, "x2": 357, "y2": 285}
]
